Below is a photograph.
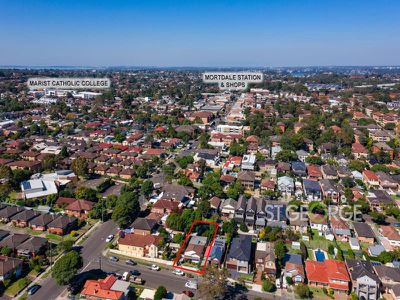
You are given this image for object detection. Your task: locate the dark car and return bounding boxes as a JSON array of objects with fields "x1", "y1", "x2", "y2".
[
  {"x1": 130, "y1": 269, "x2": 141, "y2": 276},
  {"x1": 28, "y1": 285, "x2": 41, "y2": 295},
  {"x1": 183, "y1": 290, "x2": 194, "y2": 297},
  {"x1": 126, "y1": 259, "x2": 136, "y2": 266}
]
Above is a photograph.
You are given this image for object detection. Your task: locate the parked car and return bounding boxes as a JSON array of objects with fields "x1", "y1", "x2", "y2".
[
  {"x1": 172, "y1": 269, "x2": 185, "y2": 276},
  {"x1": 28, "y1": 285, "x2": 41, "y2": 295},
  {"x1": 150, "y1": 264, "x2": 160, "y2": 271},
  {"x1": 130, "y1": 270, "x2": 141, "y2": 276},
  {"x1": 129, "y1": 276, "x2": 144, "y2": 285},
  {"x1": 110, "y1": 256, "x2": 119, "y2": 262},
  {"x1": 126, "y1": 259, "x2": 136, "y2": 266},
  {"x1": 122, "y1": 271, "x2": 130, "y2": 281},
  {"x1": 106, "y1": 234, "x2": 114, "y2": 242},
  {"x1": 183, "y1": 290, "x2": 194, "y2": 297},
  {"x1": 185, "y1": 280, "x2": 198, "y2": 290}
]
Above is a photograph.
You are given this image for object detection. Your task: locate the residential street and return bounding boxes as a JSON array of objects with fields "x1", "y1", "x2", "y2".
[{"x1": 28, "y1": 220, "x2": 117, "y2": 300}]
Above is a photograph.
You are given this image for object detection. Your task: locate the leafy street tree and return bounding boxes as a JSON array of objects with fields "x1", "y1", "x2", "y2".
[
  {"x1": 112, "y1": 192, "x2": 140, "y2": 227},
  {"x1": 52, "y1": 250, "x2": 83, "y2": 285},
  {"x1": 141, "y1": 180, "x2": 154, "y2": 197},
  {"x1": 275, "y1": 240, "x2": 287, "y2": 268},
  {"x1": 71, "y1": 156, "x2": 88, "y2": 178},
  {"x1": 262, "y1": 279, "x2": 275, "y2": 292},
  {"x1": 199, "y1": 265, "x2": 228, "y2": 300},
  {"x1": 154, "y1": 286, "x2": 167, "y2": 300},
  {"x1": 295, "y1": 284, "x2": 311, "y2": 299}
]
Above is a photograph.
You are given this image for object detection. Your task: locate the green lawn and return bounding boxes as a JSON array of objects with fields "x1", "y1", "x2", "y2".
[{"x1": 5, "y1": 278, "x2": 31, "y2": 297}]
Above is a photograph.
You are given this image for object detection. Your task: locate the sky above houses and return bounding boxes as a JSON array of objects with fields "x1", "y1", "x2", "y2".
[{"x1": 1, "y1": 0, "x2": 399, "y2": 67}]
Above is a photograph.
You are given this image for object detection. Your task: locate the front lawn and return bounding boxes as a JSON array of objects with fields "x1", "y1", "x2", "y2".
[{"x1": 5, "y1": 277, "x2": 31, "y2": 297}]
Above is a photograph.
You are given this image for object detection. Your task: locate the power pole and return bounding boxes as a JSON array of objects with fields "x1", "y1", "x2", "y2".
[{"x1": 99, "y1": 256, "x2": 102, "y2": 270}]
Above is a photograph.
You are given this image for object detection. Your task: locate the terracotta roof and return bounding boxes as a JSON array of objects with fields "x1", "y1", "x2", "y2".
[
  {"x1": 81, "y1": 275, "x2": 123, "y2": 300},
  {"x1": 66, "y1": 199, "x2": 95, "y2": 212},
  {"x1": 305, "y1": 260, "x2": 350, "y2": 289},
  {"x1": 380, "y1": 226, "x2": 400, "y2": 241},
  {"x1": 118, "y1": 233, "x2": 162, "y2": 248}
]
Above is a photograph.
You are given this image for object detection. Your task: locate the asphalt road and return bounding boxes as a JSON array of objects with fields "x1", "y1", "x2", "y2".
[
  {"x1": 28, "y1": 220, "x2": 117, "y2": 300},
  {"x1": 92, "y1": 259, "x2": 193, "y2": 293}
]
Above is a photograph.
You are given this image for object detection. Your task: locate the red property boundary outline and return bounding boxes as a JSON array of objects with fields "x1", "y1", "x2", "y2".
[{"x1": 172, "y1": 220, "x2": 219, "y2": 275}]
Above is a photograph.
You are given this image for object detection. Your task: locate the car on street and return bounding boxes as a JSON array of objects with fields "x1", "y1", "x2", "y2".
[
  {"x1": 185, "y1": 280, "x2": 198, "y2": 289},
  {"x1": 130, "y1": 276, "x2": 144, "y2": 285},
  {"x1": 183, "y1": 290, "x2": 194, "y2": 297},
  {"x1": 150, "y1": 264, "x2": 160, "y2": 271},
  {"x1": 130, "y1": 269, "x2": 141, "y2": 276},
  {"x1": 126, "y1": 259, "x2": 136, "y2": 266},
  {"x1": 106, "y1": 234, "x2": 114, "y2": 242},
  {"x1": 172, "y1": 269, "x2": 185, "y2": 276},
  {"x1": 110, "y1": 256, "x2": 119, "y2": 262},
  {"x1": 28, "y1": 285, "x2": 41, "y2": 295}
]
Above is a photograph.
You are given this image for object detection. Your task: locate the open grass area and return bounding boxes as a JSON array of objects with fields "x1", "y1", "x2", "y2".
[{"x1": 5, "y1": 277, "x2": 31, "y2": 297}]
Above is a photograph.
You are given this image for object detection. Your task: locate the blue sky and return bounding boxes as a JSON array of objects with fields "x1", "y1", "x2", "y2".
[{"x1": 0, "y1": 0, "x2": 399, "y2": 67}]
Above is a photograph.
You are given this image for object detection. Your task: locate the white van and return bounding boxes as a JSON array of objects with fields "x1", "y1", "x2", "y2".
[{"x1": 122, "y1": 271, "x2": 130, "y2": 281}]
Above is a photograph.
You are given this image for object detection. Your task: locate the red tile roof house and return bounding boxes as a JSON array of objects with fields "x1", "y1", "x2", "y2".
[
  {"x1": 379, "y1": 225, "x2": 400, "y2": 248},
  {"x1": 363, "y1": 170, "x2": 380, "y2": 188},
  {"x1": 151, "y1": 199, "x2": 180, "y2": 215},
  {"x1": 65, "y1": 199, "x2": 95, "y2": 220},
  {"x1": 352, "y1": 143, "x2": 368, "y2": 159},
  {"x1": 80, "y1": 275, "x2": 129, "y2": 300},
  {"x1": 117, "y1": 233, "x2": 163, "y2": 259},
  {"x1": 307, "y1": 164, "x2": 323, "y2": 179},
  {"x1": 305, "y1": 260, "x2": 350, "y2": 294}
]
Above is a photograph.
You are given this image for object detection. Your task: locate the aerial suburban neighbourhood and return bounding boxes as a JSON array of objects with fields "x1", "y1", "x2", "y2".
[{"x1": 1, "y1": 1, "x2": 400, "y2": 300}]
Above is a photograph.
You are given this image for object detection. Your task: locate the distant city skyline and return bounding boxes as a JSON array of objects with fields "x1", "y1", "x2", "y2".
[{"x1": 1, "y1": 0, "x2": 400, "y2": 67}]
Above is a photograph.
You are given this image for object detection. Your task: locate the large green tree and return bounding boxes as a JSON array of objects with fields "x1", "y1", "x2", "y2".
[{"x1": 52, "y1": 251, "x2": 83, "y2": 285}]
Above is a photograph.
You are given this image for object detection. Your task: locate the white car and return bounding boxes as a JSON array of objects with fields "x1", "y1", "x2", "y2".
[
  {"x1": 172, "y1": 269, "x2": 185, "y2": 276},
  {"x1": 185, "y1": 280, "x2": 198, "y2": 289},
  {"x1": 151, "y1": 264, "x2": 160, "y2": 271},
  {"x1": 106, "y1": 235, "x2": 114, "y2": 242}
]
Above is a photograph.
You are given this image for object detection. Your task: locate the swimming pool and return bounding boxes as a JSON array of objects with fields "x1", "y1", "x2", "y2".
[{"x1": 315, "y1": 249, "x2": 326, "y2": 262}]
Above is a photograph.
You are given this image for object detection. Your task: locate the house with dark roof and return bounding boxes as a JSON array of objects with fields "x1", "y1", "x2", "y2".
[
  {"x1": 226, "y1": 235, "x2": 252, "y2": 274},
  {"x1": 0, "y1": 233, "x2": 30, "y2": 252},
  {"x1": 346, "y1": 259, "x2": 380, "y2": 300},
  {"x1": 283, "y1": 253, "x2": 305, "y2": 283},
  {"x1": 234, "y1": 195, "x2": 246, "y2": 223},
  {"x1": 207, "y1": 236, "x2": 226, "y2": 266},
  {"x1": 0, "y1": 230, "x2": 10, "y2": 242},
  {"x1": 11, "y1": 210, "x2": 40, "y2": 228},
  {"x1": 131, "y1": 218, "x2": 157, "y2": 236},
  {"x1": 237, "y1": 171, "x2": 255, "y2": 190},
  {"x1": 303, "y1": 179, "x2": 322, "y2": 201},
  {"x1": 255, "y1": 242, "x2": 276, "y2": 278},
  {"x1": 245, "y1": 197, "x2": 257, "y2": 227},
  {"x1": 161, "y1": 184, "x2": 195, "y2": 203},
  {"x1": 29, "y1": 213, "x2": 57, "y2": 231},
  {"x1": 291, "y1": 161, "x2": 307, "y2": 177},
  {"x1": 0, "y1": 206, "x2": 24, "y2": 223},
  {"x1": 353, "y1": 222, "x2": 375, "y2": 244},
  {"x1": 0, "y1": 255, "x2": 23, "y2": 281},
  {"x1": 16, "y1": 236, "x2": 48, "y2": 258},
  {"x1": 265, "y1": 202, "x2": 287, "y2": 228},
  {"x1": 373, "y1": 265, "x2": 400, "y2": 295},
  {"x1": 47, "y1": 215, "x2": 77, "y2": 235}
]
